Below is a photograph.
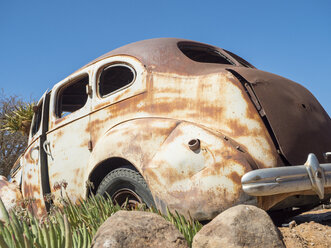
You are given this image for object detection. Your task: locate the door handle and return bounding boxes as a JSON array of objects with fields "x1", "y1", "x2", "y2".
[{"x1": 43, "y1": 140, "x2": 54, "y2": 160}]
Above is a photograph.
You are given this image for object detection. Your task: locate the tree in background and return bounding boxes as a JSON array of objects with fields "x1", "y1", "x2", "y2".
[{"x1": 0, "y1": 90, "x2": 35, "y2": 176}]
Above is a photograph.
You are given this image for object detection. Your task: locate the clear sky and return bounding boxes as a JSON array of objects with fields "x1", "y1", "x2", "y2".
[{"x1": 1, "y1": 1, "x2": 330, "y2": 115}]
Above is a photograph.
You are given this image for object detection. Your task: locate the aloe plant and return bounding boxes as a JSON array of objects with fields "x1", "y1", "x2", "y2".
[
  {"x1": 1, "y1": 102, "x2": 35, "y2": 135},
  {"x1": 0, "y1": 194, "x2": 201, "y2": 247}
]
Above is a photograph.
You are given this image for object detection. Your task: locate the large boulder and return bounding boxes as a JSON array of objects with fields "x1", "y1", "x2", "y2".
[
  {"x1": 91, "y1": 210, "x2": 189, "y2": 248},
  {"x1": 193, "y1": 205, "x2": 285, "y2": 248}
]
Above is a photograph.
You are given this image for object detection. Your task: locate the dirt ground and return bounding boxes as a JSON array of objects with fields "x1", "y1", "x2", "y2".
[{"x1": 278, "y1": 206, "x2": 331, "y2": 248}]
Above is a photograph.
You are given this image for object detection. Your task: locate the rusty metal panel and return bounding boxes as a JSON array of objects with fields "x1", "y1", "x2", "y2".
[
  {"x1": 21, "y1": 141, "x2": 47, "y2": 218},
  {"x1": 88, "y1": 64, "x2": 280, "y2": 171},
  {"x1": 231, "y1": 67, "x2": 331, "y2": 166},
  {"x1": 46, "y1": 69, "x2": 92, "y2": 206},
  {"x1": 86, "y1": 117, "x2": 259, "y2": 220},
  {"x1": 87, "y1": 118, "x2": 181, "y2": 177},
  {"x1": 77, "y1": 38, "x2": 244, "y2": 76},
  {"x1": 46, "y1": 115, "x2": 90, "y2": 205},
  {"x1": 85, "y1": 59, "x2": 282, "y2": 219},
  {"x1": 149, "y1": 71, "x2": 281, "y2": 169},
  {"x1": 0, "y1": 175, "x2": 22, "y2": 221},
  {"x1": 143, "y1": 122, "x2": 258, "y2": 220},
  {"x1": 87, "y1": 69, "x2": 280, "y2": 167},
  {"x1": 20, "y1": 92, "x2": 50, "y2": 218}
]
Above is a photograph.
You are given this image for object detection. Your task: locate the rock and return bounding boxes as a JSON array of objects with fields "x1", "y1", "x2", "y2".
[
  {"x1": 193, "y1": 205, "x2": 285, "y2": 248},
  {"x1": 91, "y1": 210, "x2": 189, "y2": 248}
]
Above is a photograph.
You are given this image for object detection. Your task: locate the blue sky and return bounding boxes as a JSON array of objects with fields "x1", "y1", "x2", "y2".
[{"x1": 1, "y1": 1, "x2": 330, "y2": 115}]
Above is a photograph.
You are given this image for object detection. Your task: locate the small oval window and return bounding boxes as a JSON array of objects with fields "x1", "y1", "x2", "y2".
[{"x1": 99, "y1": 64, "x2": 135, "y2": 97}]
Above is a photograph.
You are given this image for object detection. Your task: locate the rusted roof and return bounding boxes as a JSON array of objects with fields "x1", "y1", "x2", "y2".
[{"x1": 81, "y1": 38, "x2": 244, "y2": 75}]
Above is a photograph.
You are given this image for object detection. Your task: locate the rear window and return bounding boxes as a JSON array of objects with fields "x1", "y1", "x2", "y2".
[{"x1": 178, "y1": 42, "x2": 234, "y2": 65}]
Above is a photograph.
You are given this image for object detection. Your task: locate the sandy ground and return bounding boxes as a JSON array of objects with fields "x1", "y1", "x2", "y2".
[{"x1": 278, "y1": 207, "x2": 331, "y2": 248}]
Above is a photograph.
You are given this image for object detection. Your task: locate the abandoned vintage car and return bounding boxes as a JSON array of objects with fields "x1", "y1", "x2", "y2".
[{"x1": 5, "y1": 38, "x2": 331, "y2": 221}]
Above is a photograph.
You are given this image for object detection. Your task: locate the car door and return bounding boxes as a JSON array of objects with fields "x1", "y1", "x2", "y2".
[
  {"x1": 45, "y1": 71, "x2": 92, "y2": 205},
  {"x1": 21, "y1": 91, "x2": 51, "y2": 218}
]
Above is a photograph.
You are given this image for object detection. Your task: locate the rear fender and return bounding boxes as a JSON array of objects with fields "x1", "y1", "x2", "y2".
[
  {"x1": 85, "y1": 118, "x2": 181, "y2": 193},
  {"x1": 86, "y1": 119, "x2": 258, "y2": 221},
  {"x1": 0, "y1": 175, "x2": 22, "y2": 221},
  {"x1": 143, "y1": 122, "x2": 257, "y2": 220}
]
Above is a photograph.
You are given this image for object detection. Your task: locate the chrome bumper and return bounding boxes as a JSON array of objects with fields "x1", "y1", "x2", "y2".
[{"x1": 241, "y1": 153, "x2": 331, "y2": 199}]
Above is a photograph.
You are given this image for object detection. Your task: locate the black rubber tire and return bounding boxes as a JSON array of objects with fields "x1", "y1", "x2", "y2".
[{"x1": 96, "y1": 167, "x2": 155, "y2": 208}]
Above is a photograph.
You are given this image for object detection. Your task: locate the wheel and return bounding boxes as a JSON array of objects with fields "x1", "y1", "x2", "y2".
[{"x1": 96, "y1": 167, "x2": 155, "y2": 208}]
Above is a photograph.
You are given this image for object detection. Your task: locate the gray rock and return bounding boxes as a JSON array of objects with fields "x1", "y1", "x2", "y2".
[
  {"x1": 91, "y1": 210, "x2": 189, "y2": 248},
  {"x1": 193, "y1": 205, "x2": 285, "y2": 248}
]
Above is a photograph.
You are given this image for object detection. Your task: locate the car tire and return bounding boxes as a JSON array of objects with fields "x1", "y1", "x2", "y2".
[{"x1": 96, "y1": 167, "x2": 155, "y2": 208}]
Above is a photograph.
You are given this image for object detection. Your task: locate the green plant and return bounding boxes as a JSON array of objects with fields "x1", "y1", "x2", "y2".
[
  {"x1": 0, "y1": 194, "x2": 202, "y2": 247},
  {"x1": 0, "y1": 194, "x2": 119, "y2": 248},
  {"x1": 165, "y1": 208, "x2": 202, "y2": 245},
  {"x1": 0, "y1": 93, "x2": 30, "y2": 176},
  {"x1": 147, "y1": 207, "x2": 202, "y2": 245},
  {"x1": 1, "y1": 102, "x2": 35, "y2": 135}
]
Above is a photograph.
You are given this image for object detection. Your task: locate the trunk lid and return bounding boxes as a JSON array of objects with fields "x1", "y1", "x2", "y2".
[{"x1": 230, "y1": 67, "x2": 331, "y2": 165}]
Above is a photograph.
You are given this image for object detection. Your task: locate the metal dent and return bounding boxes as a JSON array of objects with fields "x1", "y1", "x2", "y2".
[{"x1": 143, "y1": 122, "x2": 256, "y2": 220}]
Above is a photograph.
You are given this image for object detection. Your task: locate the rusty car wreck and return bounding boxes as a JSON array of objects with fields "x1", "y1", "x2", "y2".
[{"x1": 3, "y1": 38, "x2": 331, "y2": 221}]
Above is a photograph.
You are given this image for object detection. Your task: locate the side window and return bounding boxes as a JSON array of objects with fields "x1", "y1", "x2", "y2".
[
  {"x1": 56, "y1": 75, "x2": 89, "y2": 118},
  {"x1": 30, "y1": 101, "x2": 43, "y2": 137},
  {"x1": 99, "y1": 64, "x2": 135, "y2": 97}
]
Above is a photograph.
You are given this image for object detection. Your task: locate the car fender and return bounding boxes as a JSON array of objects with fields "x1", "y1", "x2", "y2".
[
  {"x1": 143, "y1": 121, "x2": 258, "y2": 220},
  {"x1": 0, "y1": 175, "x2": 23, "y2": 222},
  {"x1": 85, "y1": 118, "x2": 181, "y2": 190},
  {"x1": 87, "y1": 118, "x2": 257, "y2": 220}
]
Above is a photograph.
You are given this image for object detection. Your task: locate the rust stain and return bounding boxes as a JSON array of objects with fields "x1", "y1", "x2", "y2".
[
  {"x1": 24, "y1": 149, "x2": 33, "y2": 164},
  {"x1": 0, "y1": 176, "x2": 23, "y2": 216},
  {"x1": 229, "y1": 171, "x2": 241, "y2": 185},
  {"x1": 163, "y1": 167, "x2": 184, "y2": 185},
  {"x1": 54, "y1": 116, "x2": 66, "y2": 125},
  {"x1": 23, "y1": 183, "x2": 41, "y2": 197},
  {"x1": 94, "y1": 101, "x2": 111, "y2": 110},
  {"x1": 51, "y1": 172, "x2": 60, "y2": 178},
  {"x1": 54, "y1": 129, "x2": 64, "y2": 138}
]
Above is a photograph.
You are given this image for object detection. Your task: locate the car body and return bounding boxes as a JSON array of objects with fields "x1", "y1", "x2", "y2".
[{"x1": 5, "y1": 38, "x2": 331, "y2": 221}]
